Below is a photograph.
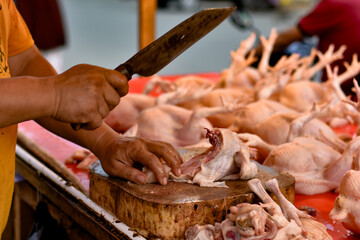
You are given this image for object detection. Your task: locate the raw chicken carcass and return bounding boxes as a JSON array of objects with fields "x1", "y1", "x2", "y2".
[
  {"x1": 185, "y1": 223, "x2": 221, "y2": 240},
  {"x1": 264, "y1": 136, "x2": 360, "y2": 195},
  {"x1": 227, "y1": 203, "x2": 278, "y2": 239},
  {"x1": 104, "y1": 93, "x2": 155, "y2": 133},
  {"x1": 145, "y1": 73, "x2": 254, "y2": 129},
  {"x1": 124, "y1": 104, "x2": 213, "y2": 147},
  {"x1": 163, "y1": 128, "x2": 257, "y2": 187},
  {"x1": 217, "y1": 32, "x2": 260, "y2": 88},
  {"x1": 248, "y1": 101, "x2": 346, "y2": 153},
  {"x1": 193, "y1": 87, "x2": 254, "y2": 128},
  {"x1": 185, "y1": 178, "x2": 331, "y2": 240},
  {"x1": 248, "y1": 178, "x2": 331, "y2": 240},
  {"x1": 279, "y1": 51, "x2": 360, "y2": 112},
  {"x1": 229, "y1": 99, "x2": 296, "y2": 134},
  {"x1": 125, "y1": 99, "x2": 245, "y2": 147},
  {"x1": 330, "y1": 147, "x2": 360, "y2": 235},
  {"x1": 65, "y1": 149, "x2": 98, "y2": 171}
]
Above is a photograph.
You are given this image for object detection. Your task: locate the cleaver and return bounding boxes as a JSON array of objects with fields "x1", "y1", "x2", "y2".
[{"x1": 72, "y1": 7, "x2": 236, "y2": 130}]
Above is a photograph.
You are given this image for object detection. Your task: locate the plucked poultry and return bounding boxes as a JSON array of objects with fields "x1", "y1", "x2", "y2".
[
  {"x1": 237, "y1": 101, "x2": 347, "y2": 153},
  {"x1": 145, "y1": 128, "x2": 258, "y2": 187},
  {"x1": 103, "y1": 93, "x2": 156, "y2": 133},
  {"x1": 124, "y1": 104, "x2": 213, "y2": 147},
  {"x1": 279, "y1": 52, "x2": 360, "y2": 112},
  {"x1": 264, "y1": 136, "x2": 360, "y2": 195},
  {"x1": 145, "y1": 74, "x2": 254, "y2": 128},
  {"x1": 330, "y1": 146, "x2": 360, "y2": 235},
  {"x1": 229, "y1": 99, "x2": 296, "y2": 133},
  {"x1": 124, "y1": 96, "x2": 246, "y2": 147}
]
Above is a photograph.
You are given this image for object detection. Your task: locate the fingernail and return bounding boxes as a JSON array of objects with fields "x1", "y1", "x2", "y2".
[
  {"x1": 177, "y1": 169, "x2": 182, "y2": 176},
  {"x1": 162, "y1": 177, "x2": 167, "y2": 185},
  {"x1": 136, "y1": 175, "x2": 146, "y2": 184}
]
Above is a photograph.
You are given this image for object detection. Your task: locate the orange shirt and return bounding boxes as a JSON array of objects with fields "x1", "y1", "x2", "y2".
[{"x1": 0, "y1": 0, "x2": 34, "y2": 235}]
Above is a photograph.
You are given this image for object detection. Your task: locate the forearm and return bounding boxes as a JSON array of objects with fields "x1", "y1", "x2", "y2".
[
  {"x1": 0, "y1": 76, "x2": 55, "y2": 128},
  {"x1": 253, "y1": 26, "x2": 304, "y2": 57},
  {"x1": 272, "y1": 26, "x2": 304, "y2": 53},
  {"x1": 36, "y1": 117, "x2": 117, "y2": 151}
]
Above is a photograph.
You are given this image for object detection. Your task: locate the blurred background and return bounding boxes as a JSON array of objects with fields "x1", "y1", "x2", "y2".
[{"x1": 58, "y1": 0, "x2": 317, "y2": 76}]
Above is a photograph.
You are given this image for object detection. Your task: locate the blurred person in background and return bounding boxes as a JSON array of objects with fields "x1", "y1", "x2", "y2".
[
  {"x1": 254, "y1": 0, "x2": 360, "y2": 96},
  {"x1": 0, "y1": 0, "x2": 182, "y2": 236},
  {"x1": 15, "y1": 0, "x2": 66, "y2": 73}
]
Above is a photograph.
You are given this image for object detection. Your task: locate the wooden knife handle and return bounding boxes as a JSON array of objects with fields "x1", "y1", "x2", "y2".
[{"x1": 115, "y1": 63, "x2": 133, "y2": 81}]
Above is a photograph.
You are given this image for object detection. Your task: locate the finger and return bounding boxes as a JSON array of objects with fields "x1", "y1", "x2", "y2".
[
  {"x1": 97, "y1": 97, "x2": 111, "y2": 119},
  {"x1": 145, "y1": 140, "x2": 183, "y2": 176},
  {"x1": 105, "y1": 70, "x2": 129, "y2": 97},
  {"x1": 102, "y1": 81, "x2": 121, "y2": 111},
  {"x1": 107, "y1": 162, "x2": 147, "y2": 184},
  {"x1": 132, "y1": 150, "x2": 168, "y2": 185}
]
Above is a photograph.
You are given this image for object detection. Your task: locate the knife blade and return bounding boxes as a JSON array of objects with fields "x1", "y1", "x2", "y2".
[
  {"x1": 71, "y1": 6, "x2": 236, "y2": 130},
  {"x1": 116, "y1": 7, "x2": 236, "y2": 80}
]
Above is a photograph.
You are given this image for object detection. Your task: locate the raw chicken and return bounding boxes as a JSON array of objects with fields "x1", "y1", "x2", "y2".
[
  {"x1": 184, "y1": 224, "x2": 220, "y2": 240},
  {"x1": 65, "y1": 149, "x2": 98, "y2": 171},
  {"x1": 227, "y1": 203, "x2": 278, "y2": 239},
  {"x1": 104, "y1": 93, "x2": 155, "y2": 133},
  {"x1": 218, "y1": 32, "x2": 260, "y2": 88},
  {"x1": 264, "y1": 136, "x2": 360, "y2": 195},
  {"x1": 249, "y1": 178, "x2": 331, "y2": 239},
  {"x1": 124, "y1": 104, "x2": 213, "y2": 147},
  {"x1": 125, "y1": 99, "x2": 245, "y2": 147},
  {"x1": 279, "y1": 51, "x2": 360, "y2": 112},
  {"x1": 192, "y1": 87, "x2": 254, "y2": 128},
  {"x1": 229, "y1": 99, "x2": 296, "y2": 134},
  {"x1": 185, "y1": 178, "x2": 331, "y2": 240},
  {"x1": 145, "y1": 74, "x2": 254, "y2": 129},
  {"x1": 174, "y1": 128, "x2": 257, "y2": 187},
  {"x1": 330, "y1": 147, "x2": 360, "y2": 235},
  {"x1": 246, "y1": 101, "x2": 346, "y2": 153}
]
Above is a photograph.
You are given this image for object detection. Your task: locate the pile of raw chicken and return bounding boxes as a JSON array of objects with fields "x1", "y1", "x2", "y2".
[{"x1": 67, "y1": 29, "x2": 360, "y2": 239}]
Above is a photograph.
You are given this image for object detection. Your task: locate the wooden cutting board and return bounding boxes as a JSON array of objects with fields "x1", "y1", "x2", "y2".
[{"x1": 90, "y1": 149, "x2": 295, "y2": 240}]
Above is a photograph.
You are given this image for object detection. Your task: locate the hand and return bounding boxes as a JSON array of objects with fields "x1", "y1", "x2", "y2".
[
  {"x1": 51, "y1": 64, "x2": 128, "y2": 129},
  {"x1": 91, "y1": 132, "x2": 183, "y2": 185}
]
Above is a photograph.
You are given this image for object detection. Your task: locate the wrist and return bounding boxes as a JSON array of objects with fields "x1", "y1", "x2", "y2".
[
  {"x1": 44, "y1": 74, "x2": 60, "y2": 119},
  {"x1": 87, "y1": 124, "x2": 119, "y2": 154}
]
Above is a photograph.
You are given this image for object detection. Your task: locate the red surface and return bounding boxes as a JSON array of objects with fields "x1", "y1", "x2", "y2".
[
  {"x1": 294, "y1": 193, "x2": 358, "y2": 239},
  {"x1": 332, "y1": 123, "x2": 358, "y2": 138},
  {"x1": 128, "y1": 72, "x2": 221, "y2": 95},
  {"x1": 18, "y1": 73, "x2": 360, "y2": 239},
  {"x1": 18, "y1": 121, "x2": 90, "y2": 192}
]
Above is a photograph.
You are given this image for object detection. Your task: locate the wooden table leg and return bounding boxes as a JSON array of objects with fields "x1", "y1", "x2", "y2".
[{"x1": 139, "y1": 0, "x2": 157, "y2": 50}]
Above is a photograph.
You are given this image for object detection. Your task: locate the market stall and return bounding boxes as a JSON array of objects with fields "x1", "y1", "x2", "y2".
[{"x1": 3, "y1": 1, "x2": 360, "y2": 239}]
